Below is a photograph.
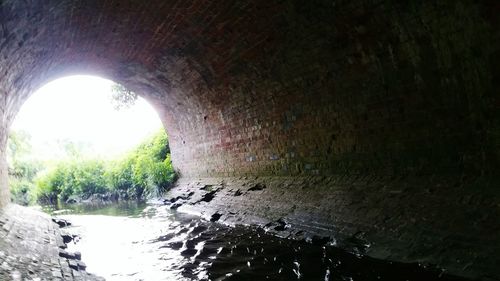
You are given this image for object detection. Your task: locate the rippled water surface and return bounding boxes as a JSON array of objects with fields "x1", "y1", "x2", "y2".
[{"x1": 42, "y1": 202, "x2": 469, "y2": 281}]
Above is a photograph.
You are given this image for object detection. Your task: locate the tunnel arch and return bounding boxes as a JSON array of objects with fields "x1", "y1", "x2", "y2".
[
  {"x1": 10, "y1": 74, "x2": 166, "y2": 150},
  {"x1": 0, "y1": 0, "x2": 297, "y2": 183},
  {"x1": 5, "y1": 0, "x2": 497, "y2": 178},
  {"x1": 0, "y1": 0, "x2": 497, "y2": 201},
  {"x1": 0, "y1": 0, "x2": 499, "y2": 277}
]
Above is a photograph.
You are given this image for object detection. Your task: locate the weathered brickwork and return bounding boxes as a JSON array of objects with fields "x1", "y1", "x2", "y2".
[
  {"x1": 0, "y1": 0, "x2": 497, "y2": 179},
  {"x1": 173, "y1": 0, "x2": 499, "y2": 178},
  {"x1": 0, "y1": 204, "x2": 103, "y2": 280},
  {"x1": 166, "y1": 176, "x2": 500, "y2": 279},
  {"x1": 0, "y1": 154, "x2": 8, "y2": 208},
  {"x1": 0, "y1": 0, "x2": 498, "y2": 278},
  {"x1": 0, "y1": 121, "x2": 8, "y2": 208}
]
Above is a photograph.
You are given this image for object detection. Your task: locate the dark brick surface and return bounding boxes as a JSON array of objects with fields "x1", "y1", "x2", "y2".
[
  {"x1": 0, "y1": 204, "x2": 103, "y2": 280},
  {"x1": 0, "y1": 0, "x2": 497, "y2": 180},
  {"x1": 167, "y1": 176, "x2": 500, "y2": 280},
  {"x1": 0, "y1": 0, "x2": 498, "y2": 279}
]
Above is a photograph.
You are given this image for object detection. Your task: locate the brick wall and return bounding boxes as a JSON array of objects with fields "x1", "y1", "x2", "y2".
[
  {"x1": 154, "y1": 0, "x2": 499, "y2": 178},
  {"x1": 0, "y1": 124, "x2": 8, "y2": 208},
  {"x1": 0, "y1": 74, "x2": 9, "y2": 207},
  {"x1": 0, "y1": 0, "x2": 497, "y2": 218}
]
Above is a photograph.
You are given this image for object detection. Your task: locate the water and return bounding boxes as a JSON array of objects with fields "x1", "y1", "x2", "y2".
[{"x1": 42, "y1": 202, "x2": 470, "y2": 281}]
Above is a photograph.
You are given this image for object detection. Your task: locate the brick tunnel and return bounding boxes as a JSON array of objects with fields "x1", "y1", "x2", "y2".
[{"x1": 0, "y1": 0, "x2": 499, "y2": 279}]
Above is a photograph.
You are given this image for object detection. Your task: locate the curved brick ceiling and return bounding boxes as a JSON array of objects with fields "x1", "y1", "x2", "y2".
[
  {"x1": 0, "y1": 0, "x2": 499, "y2": 277},
  {"x1": 0, "y1": 0, "x2": 498, "y2": 178}
]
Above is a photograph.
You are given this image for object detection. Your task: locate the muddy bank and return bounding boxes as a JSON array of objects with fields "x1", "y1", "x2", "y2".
[{"x1": 162, "y1": 176, "x2": 500, "y2": 280}]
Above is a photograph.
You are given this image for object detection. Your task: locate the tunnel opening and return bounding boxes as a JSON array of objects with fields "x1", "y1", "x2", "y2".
[
  {"x1": 0, "y1": 1, "x2": 498, "y2": 280},
  {"x1": 7, "y1": 75, "x2": 175, "y2": 206}
]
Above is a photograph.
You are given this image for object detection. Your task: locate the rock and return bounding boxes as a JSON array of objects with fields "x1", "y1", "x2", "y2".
[
  {"x1": 52, "y1": 270, "x2": 63, "y2": 278},
  {"x1": 74, "y1": 251, "x2": 82, "y2": 260},
  {"x1": 310, "y1": 235, "x2": 332, "y2": 246},
  {"x1": 199, "y1": 190, "x2": 217, "y2": 202},
  {"x1": 166, "y1": 241, "x2": 183, "y2": 250},
  {"x1": 77, "y1": 261, "x2": 87, "y2": 270},
  {"x1": 52, "y1": 218, "x2": 71, "y2": 227},
  {"x1": 185, "y1": 239, "x2": 197, "y2": 249},
  {"x1": 180, "y1": 248, "x2": 198, "y2": 257},
  {"x1": 61, "y1": 233, "x2": 73, "y2": 244},
  {"x1": 247, "y1": 183, "x2": 266, "y2": 191},
  {"x1": 57, "y1": 236, "x2": 67, "y2": 249},
  {"x1": 200, "y1": 184, "x2": 213, "y2": 191},
  {"x1": 170, "y1": 203, "x2": 183, "y2": 210},
  {"x1": 210, "y1": 213, "x2": 222, "y2": 222},
  {"x1": 59, "y1": 250, "x2": 76, "y2": 260},
  {"x1": 191, "y1": 225, "x2": 207, "y2": 234},
  {"x1": 151, "y1": 233, "x2": 175, "y2": 243},
  {"x1": 265, "y1": 218, "x2": 289, "y2": 231},
  {"x1": 68, "y1": 260, "x2": 78, "y2": 270}
]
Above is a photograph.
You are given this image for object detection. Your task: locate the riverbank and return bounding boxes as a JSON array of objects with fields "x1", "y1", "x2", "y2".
[
  {"x1": 0, "y1": 204, "x2": 103, "y2": 280},
  {"x1": 36, "y1": 200, "x2": 474, "y2": 281},
  {"x1": 163, "y1": 176, "x2": 500, "y2": 281}
]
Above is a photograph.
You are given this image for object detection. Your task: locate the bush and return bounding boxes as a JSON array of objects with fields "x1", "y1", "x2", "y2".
[
  {"x1": 107, "y1": 129, "x2": 176, "y2": 199},
  {"x1": 9, "y1": 178, "x2": 36, "y2": 206},
  {"x1": 8, "y1": 156, "x2": 41, "y2": 205},
  {"x1": 33, "y1": 129, "x2": 176, "y2": 203}
]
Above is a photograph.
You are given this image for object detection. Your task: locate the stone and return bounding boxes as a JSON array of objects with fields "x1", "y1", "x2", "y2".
[
  {"x1": 77, "y1": 261, "x2": 86, "y2": 270},
  {"x1": 0, "y1": 1, "x2": 498, "y2": 280},
  {"x1": 74, "y1": 251, "x2": 82, "y2": 260},
  {"x1": 68, "y1": 260, "x2": 78, "y2": 270},
  {"x1": 170, "y1": 203, "x2": 183, "y2": 210},
  {"x1": 166, "y1": 176, "x2": 500, "y2": 280},
  {"x1": 0, "y1": 205, "x2": 102, "y2": 280},
  {"x1": 61, "y1": 233, "x2": 74, "y2": 244},
  {"x1": 59, "y1": 250, "x2": 76, "y2": 260},
  {"x1": 247, "y1": 183, "x2": 266, "y2": 191},
  {"x1": 52, "y1": 270, "x2": 62, "y2": 278},
  {"x1": 52, "y1": 218, "x2": 71, "y2": 228},
  {"x1": 210, "y1": 213, "x2": 222, "y2": 222},
  {"x1": 165, "y1": 241, "x2": 184, "y2": 250}
]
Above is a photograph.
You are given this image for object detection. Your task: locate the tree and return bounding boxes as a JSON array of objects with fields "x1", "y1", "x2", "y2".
[
  {"x1": 7, "y1": 131, "x2": 41, "y2": 205},
  {"x1": 34, "y1": 128, "x2": 176, "y2": 203},
  {"x1": 7, "y1": 130, "x2": 32, "y2": 163},
  {"x1": 110, "y1": 83, "x2": 138, "y2": 110}
]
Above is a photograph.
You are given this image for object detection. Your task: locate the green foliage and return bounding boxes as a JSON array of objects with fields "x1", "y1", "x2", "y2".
[
  {"x1": 34, "y1": 166, "x2": 64, "y2": 204},
  {"x1": 9, "y1": 159, "x2": 41, "y2": 205},
  {"x1": 110, "y1": 83, "x2": 138, "y2": 110},
  {"x1": 9, "y1": 179, "x2": 37, "y2": 206},
  {"x1": 37, "y1": 160, "x2": 108, "y2": 202},
  {"x1": 7, "y1": 131, "x2": 41, "y2": 205},
  {"x1": 106, "y1": 129, "x2": 176, "y2": 199},
  {"x1": 33, "y1": 129, "x2": 175, "y2": 203},
  {"x1": 105, "y1": 157, "x2": 134, "y2": 192},
  {"x1": 7, "y1": 130, "x2": 32, "y2": 161},
  {"x1": 8, "y1": 128, "x2": 175, "y2": 204}
]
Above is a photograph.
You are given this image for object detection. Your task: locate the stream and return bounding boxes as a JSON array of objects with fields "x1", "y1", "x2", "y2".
[{"x1": 41, "y1": 201, "x2": 470, "y2": 281}]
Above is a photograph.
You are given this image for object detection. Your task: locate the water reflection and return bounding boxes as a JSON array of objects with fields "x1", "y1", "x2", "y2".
[
  {"x1": 42, "y1": 201, "x2": 148, "y2": 217},
  {"x1": 43, "y1": 203, "x2": 471, "y2": 281}
]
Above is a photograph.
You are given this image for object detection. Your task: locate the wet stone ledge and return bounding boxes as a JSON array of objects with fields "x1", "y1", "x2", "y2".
[
  {"x1": 0, "y1": 204, "x2": 103, "y2": 280},
  {"x1": 163, "y1": 176, "x2": 500, "y2": 281}
]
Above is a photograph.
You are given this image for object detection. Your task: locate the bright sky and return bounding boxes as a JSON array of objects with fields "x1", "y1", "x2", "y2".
[{"x1": 11, "y1": 75, "x2": 163, "y2": 160}]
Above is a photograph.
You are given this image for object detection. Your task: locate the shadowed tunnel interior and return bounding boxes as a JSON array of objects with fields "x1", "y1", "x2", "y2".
[{"x1": 0, "y1": 0, "x2": 499, "y2": 279}]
